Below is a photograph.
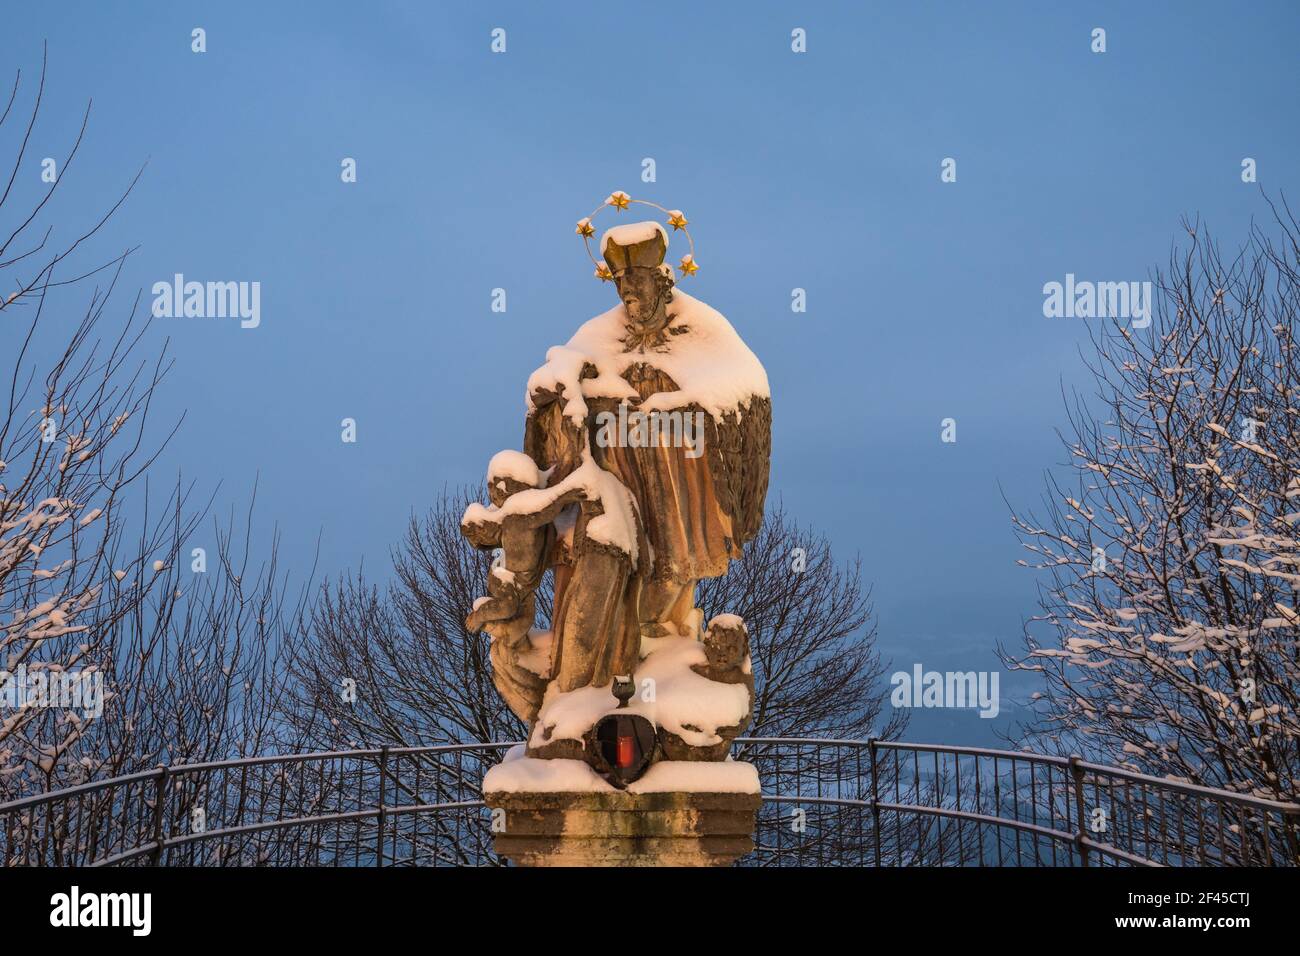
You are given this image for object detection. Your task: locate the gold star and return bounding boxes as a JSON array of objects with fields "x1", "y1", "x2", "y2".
[
  {"x1": 678, "y1": 254, "x2": 698, "y2": 277},
  {"x1": 595, "y1": 262, "x2": 614, "y2": 282},
  {"x1": 667, "y1": 210, "x2": 688, "y2": 231},
  {"x1": 606, "y1": 191, "x2": 631, "y2": 211},
  {"x1": 575, "y1": 217, "x2": 595, "y2": 238}
]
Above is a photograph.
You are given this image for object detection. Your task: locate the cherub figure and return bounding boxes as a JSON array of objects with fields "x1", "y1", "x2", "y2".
[{"x1": 462, "y1": 451, "x2": 584, "y2": 645}]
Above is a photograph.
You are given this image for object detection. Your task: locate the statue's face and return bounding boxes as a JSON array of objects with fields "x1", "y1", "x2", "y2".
[
  {"x1": 489, "y1": 475, "x2": 533, "y2": 508},
  {"x1": 614, "y1": 267, "x2": 665, "y2": 330}
]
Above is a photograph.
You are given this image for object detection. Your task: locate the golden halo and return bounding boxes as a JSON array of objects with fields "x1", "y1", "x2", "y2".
[{"x1": 574, "y1": 191, "x2": 698, "y2": 281}]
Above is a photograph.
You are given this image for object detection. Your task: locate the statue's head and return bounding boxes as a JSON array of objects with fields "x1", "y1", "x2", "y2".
[
  {"x1": 613, "y1": 265, "x2": 675, "y2": 333},
  {"x1": 602, "y1": 223, "x2": 674, "y2": 334},
  {"x1": 486, "y1": 450, "x2": 540, "y2": 508},
  {"x1": 489, "y1": 476, "x2": 533, "y2": 508}
]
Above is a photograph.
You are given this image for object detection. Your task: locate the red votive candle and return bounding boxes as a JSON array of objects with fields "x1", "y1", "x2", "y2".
[{"x1": 617, "y1": 734, "x2": 635, "y2": 768}]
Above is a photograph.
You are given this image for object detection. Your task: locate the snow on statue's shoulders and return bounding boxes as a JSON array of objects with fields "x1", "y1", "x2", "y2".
[{"x1": 526, "y1": 291, "x2": 769, "y2": 422}]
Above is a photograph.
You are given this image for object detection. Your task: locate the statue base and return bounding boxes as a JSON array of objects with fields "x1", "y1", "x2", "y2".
[{"x1": 484, "y1": 789, "x2": 761, "y2": 867}]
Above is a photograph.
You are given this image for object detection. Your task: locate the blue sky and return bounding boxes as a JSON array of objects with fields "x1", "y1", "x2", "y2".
[{"x1": 3, "y1": 1, "x2": 1298, "y2": 744}]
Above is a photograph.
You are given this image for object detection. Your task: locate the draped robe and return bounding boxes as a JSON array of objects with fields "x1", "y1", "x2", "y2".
[{"x1": 522, "y1": 297, "x2": 771, "y2": 707}]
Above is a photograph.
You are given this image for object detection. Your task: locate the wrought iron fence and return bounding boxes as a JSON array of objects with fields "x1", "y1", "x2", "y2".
[
  {"x1": 2, "y1": 738, "x2": 1297, "y2": 867},
  {"x1": 737, "y1": 738, "x2": 1300, "y2": 866}
]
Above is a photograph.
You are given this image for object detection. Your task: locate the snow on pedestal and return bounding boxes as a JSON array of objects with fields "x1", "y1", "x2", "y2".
[
  {"x1": 484, "y1": 745, "x2": 762, "y2": 867},
  {"x1": 484, "y1": 743, "x2": 761, "y2": 795}
]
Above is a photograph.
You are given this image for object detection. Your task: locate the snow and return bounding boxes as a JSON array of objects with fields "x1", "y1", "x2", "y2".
[
  {"x1": 708, "y1": 613, "x2": 746, "y2": 631},
  {"x1": 483, "y1": 746, "x2": 610, "y2": 793},
  {"x1": 530, "y1": 634, "x2": 750, "y2": 750},
  {"x1": 463, "y1": 452, "x2": 641, "y2": 564},
  {"x1": 527, "y1": 344, "x2": 638, "y2": 423},
  {"x1": 581, "y1": 460, "x2": 641, "y2": 561},
  {"x1": 483, "y1": 744, "x2": 760, "y2": 795},
  {"x1": 599, "y1": 220, "x2": 668, "y2": 256},
  {"x1": 633, "y1": 759, "x2": 759, "y2": 794},
  {"x1": 517, "y1": 629, "x2": 553, "y2": 678},
  {"x1": 486, "y1": 450, "x2": 540, "y2": 488},
  {"x1": 553, "y1": 504, "x2": 578, "y2": 548},
  {"x1": 526, "y1": 290, "x2": 770, "y2": 425}
]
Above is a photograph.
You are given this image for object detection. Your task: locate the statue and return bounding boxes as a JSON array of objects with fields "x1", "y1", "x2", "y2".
[{"x1": 464, "y1": 193, "x2": 771, "y2": 782}]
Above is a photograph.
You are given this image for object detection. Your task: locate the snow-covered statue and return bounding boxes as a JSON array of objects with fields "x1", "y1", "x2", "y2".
[{"x1": 463, "y1": 193, "x2": 770, "y2": 783}]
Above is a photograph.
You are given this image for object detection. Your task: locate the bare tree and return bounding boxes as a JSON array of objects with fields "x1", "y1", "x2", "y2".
[
  {"x1": 0, "y1": 46, "x2": 168, "y2": 796},
  {"x1": 0, "y1": 49, "x2": 310, "y2": 807},
  {"x1": 1004, "y1": 202, "x2": 1300, "y2": 823},
  {"x1": 287, "y1": 488, "x2": 522, "y2": 751}
]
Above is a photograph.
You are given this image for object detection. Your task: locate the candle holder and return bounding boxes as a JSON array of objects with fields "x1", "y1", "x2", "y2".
[
  {"x1": 611, "y1": 674, "x2": 635, "y2": 708},
  {"x1": 587, "y1": 712, "x2": 657, "y2": 788}
]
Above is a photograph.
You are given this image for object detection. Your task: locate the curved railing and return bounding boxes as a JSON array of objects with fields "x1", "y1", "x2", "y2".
[
  {"x1": 735, "y1": 738, "x2": 1300, "y2": 867},
  {"x1": 2, "y1": 738, "x2": 1297, "y2": 867}
]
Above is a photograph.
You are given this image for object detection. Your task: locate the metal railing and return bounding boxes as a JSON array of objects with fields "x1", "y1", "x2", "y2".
[
  {"x1": 735, "y1": 738, "x2": 1300, "y2": 866},
  {"x1": 2, "y1": 738, "x2": 1297, "y2": 867}
]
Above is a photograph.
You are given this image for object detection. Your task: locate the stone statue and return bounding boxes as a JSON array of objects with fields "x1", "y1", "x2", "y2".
[{"x1": 463, "y1": 198, "x2": 770, "y2": 781}]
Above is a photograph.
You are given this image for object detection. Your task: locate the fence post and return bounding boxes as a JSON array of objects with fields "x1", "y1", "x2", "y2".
[
  {"x1": 1286, "y1": 808, "x2": 1300, "y2": 866},
  {"x1": 1069, "y1": 755, "x2": 1089, "y2": 868},
  {"x1": 375, "y1": 746, "x2": 390, "y2": 867},
  {"x1": 868, "y1": 738, "x2": 881, "y2": 866},
  {"x1": 150, "y1": 765, "x2": 169, "y2": 866}
]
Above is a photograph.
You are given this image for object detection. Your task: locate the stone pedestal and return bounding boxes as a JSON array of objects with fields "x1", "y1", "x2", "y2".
[{"x1": 485, "y1": 789, "x2": 761, "y2": 867}]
